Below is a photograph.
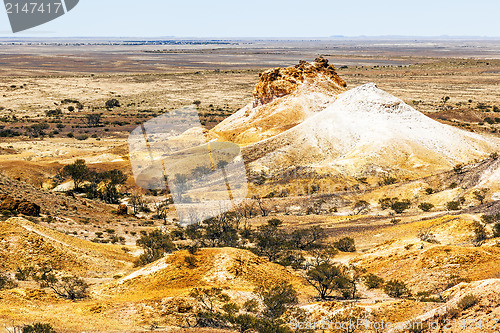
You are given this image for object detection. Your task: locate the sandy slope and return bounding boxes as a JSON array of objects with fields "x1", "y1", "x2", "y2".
[{"x1": 0, "y1": 217, "x2": 134, "y2": 276}]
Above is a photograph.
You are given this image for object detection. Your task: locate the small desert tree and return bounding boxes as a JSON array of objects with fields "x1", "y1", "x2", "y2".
[
  {"x1": 201, "y1": 213, "x2": 239, "y2": 248},
  {"x1": 256, "y1": 282, "x2": 298, "y2": 320},
  {"x1": 36, "y1": 270, "x2": 88, "y2": 300},
  {"x1": 353, "y1": 200, "x2": 370, "y2": 215},
  {"x1": 62, "y1": 159, "x2": 89, "y2": 191},
  {"x1": 129, "y1": 193, "x2": 149, "y2": 214},
  {"x1": 289, "y1": 226, "x2": 326, "y2": 251},
  {"x1": 82, "y1": 113, "x2": 102, "y2": 127},
  {"x1": 363, "y1": 273, "x2": 385, "y2": 289},
  {"x1": 305, "y1": 262, "x2": 342, "y2": 300},
  {"x1": 473, "y1": 188, "x2": 488, "y2": 205},
  {"x1": 100, "y1": 169, "x2": 127, "y2": 204},
  {"x1": 26, "y1": 122, "x2": 50, "y2": 138},
  {"x1": 493, "y1": 223, "x2": 500, "y2": 238},
  {"x1": 333, "y1": 237, "x2": 356, "y2": 252},
  {"x1": 84, "y1": 170, "x2": 103, "y2": 199},
  {"x1": 190, "y1": 287, "x2": 231, "y2": 328},
  {"x1": 253, "y1": 219, "x2": 289, "y2": 262},
  {"x1": 472, "y1": 222, "x2": 487, "y2": 246},
  {"x1": 135, "y1": 229, "x2": 176, "y2": 266}
]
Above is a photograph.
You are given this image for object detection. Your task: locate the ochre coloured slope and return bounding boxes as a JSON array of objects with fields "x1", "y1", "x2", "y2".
[
  {"x1": 97, "y1": 247, "x2": 314, "y2": 301},
  {"x1": 354, "y1": 240, "x2": 500, "y2": 293},
  {"x1": 0, "y1": 217, "x2": 134, "y2": 276},
  {"x1": 413, "y1": 279, "x2": 500, "y2": 333}
]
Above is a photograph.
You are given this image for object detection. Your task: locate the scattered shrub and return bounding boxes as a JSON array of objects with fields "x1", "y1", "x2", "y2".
[
  {"x1": 390, "y1": 218, "x2": 400, "y2": 224},
  {"x1": 364, "y1": 273, "x2": 384, "y2": 289},
  {"x1": 384, "y1": 279, "x2": 411, "y2": 298},
  {"x1": 418, "y1": 202, "x2": 434, "y2": 212},
  {"x1": 15, "y1": 266, "x2": 34, "y2": 281},
  {"x1": 184, "y1": 255, "x2": 198, "y2": 268},
  {"x1": 481, "y1": 213, "x2": 500, "y2": 224},
  {"x1": 391, "y1": 200, "x2": 411, "y2": 214},
  {"x1": 333, "y1": 237, "x2": 356, "y2": 252},
  {"x1": 0, "y1": 272, "x2": 17, "y2": 290},
  {"x1": 484, "y1": 117, "x2": 495, "y2": 125},
  {"x1": 418, "y1": 230, "x2": 439, "y2": 244},
  {"x1": 457, "y1": 294, "x2": 478, "y2": 311},
  {"x1": 46, "y1": 109, "x2": 62, "y2": 117},
  {"x1": 353, "y1": 200, "x2": 370, "y2": 215},
  {"x1": 22, "y1": 323, "x2": 57, "y2": 333},
  {"x1": 446, "y1": 200, "x2": 461, "y2": 211},
  {"x1": 472, "y1": 222, "x2": 487, "y2": 245},
  {"x1": 473, "y1": 188, "x2": 488, "y2": 205},
  {"x1": 493, "y1": 222, "x2": 500, "y2": 238},
  {"x1": 105, "y1": 99, "x2": 120, "y2": 109},
  {"x1": 135, "y1": 229, "x2": 176, "y2": 266}
]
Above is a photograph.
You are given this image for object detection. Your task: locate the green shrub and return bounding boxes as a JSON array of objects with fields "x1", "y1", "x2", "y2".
[
  {"x1": 416, "y1": 291, "x2": 440, "y2": 302},
  {"x1": 135, "y1": 229, "x2": 176, "y2": 266},
  {"x1": 22, "y1": 323, "x2": 57, "y2": 333},
  {"x1": 105, "y1": 99, "x2": 120, "y2": 109},
  {"x1": 484, "y1": 117, "x2": 495, "y2": 125},
  {"x1": 0, "y1": 272, "x2": 17, "y2": 290},
  {"x1": 184, "y1": 255, "x2": 197, "y2": 268},
  {"x1": 391, "y1": 200, "x2": 411, "y2": 214},
  {"x1": 457, "y1": 294, "x2": 478, "y2": 311},
  {"x1": 418, "y1": 202, "x2": 434, "y2": 212},
  {"x1": 493, "y1": 223, "x2": 500, "y2": 238},
  {"x1": 481, "y1": 214, "x2": 500, "y2": 224},
  {"x1": 384, "y1": 279, "x2": 411, "y2": 298},
  {"x1": 446, "y1": 200, "x2": 461, "y2": 211},
  {"x1": 333, "y1": 237, "x2": 356, "y2": 252},
  {"x1": 364, "y1": 273, "x2": 384, "y2": 289}
]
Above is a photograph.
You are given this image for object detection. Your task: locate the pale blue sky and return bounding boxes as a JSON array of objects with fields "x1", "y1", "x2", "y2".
[{"x1": 0, "y1": 0, "x2": 499, "y2": 37}]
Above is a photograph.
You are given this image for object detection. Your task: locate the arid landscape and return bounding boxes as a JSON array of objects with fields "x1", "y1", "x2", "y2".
[{"x1": 0, "y1": 38, "x2": 500, "y2": 332}]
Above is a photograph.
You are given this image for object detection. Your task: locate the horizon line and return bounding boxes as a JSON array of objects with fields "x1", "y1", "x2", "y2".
[{"x1": 0, "y1": 35, "x2": 500, "y2": 40}]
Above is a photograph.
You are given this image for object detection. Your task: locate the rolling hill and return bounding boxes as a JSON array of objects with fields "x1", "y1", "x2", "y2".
[{"x1": 243, "y1": 83, "x2": 500, "y2": 179}]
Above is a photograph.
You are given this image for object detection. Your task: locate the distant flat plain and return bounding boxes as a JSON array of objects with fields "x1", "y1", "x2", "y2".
[{"x1": 0, "y1": 38, "x2": 499, "y2": 75}]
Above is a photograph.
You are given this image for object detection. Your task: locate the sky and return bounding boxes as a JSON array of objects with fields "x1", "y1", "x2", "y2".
[{"x1": 0, "y1": 0, "x2": 499, "y2": 38}]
